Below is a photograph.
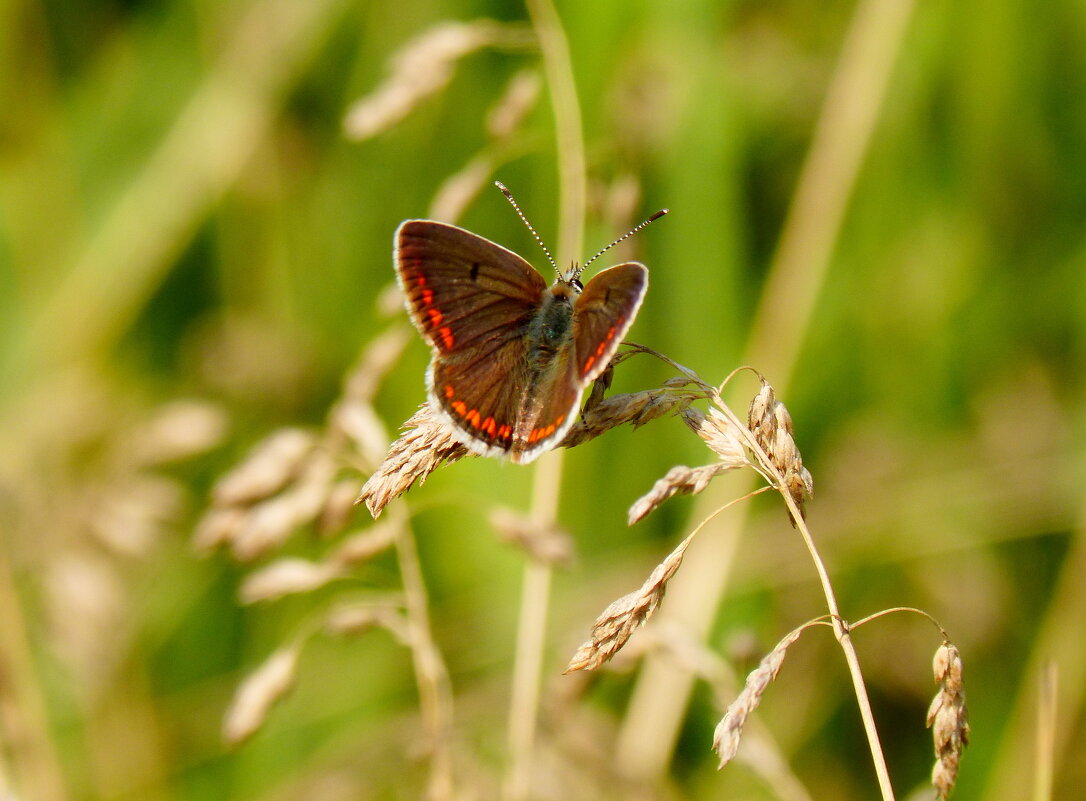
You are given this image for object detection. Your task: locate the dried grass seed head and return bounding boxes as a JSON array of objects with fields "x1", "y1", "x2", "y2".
[
  {"x1": 927, "y1": 642, "x2": 970, "y2": 800},
  {"x1": 682, "y1": 406, "x2": 747, "y2": 466},
  {"x1": 212, "y1": 428, "x2": 316, "y2": 507},
  {"x1": 713, "y1": 626, "x2": 805, "y2": 768},
  {"x1": 745, "y1": 378, "x2": 812, "y2": 521},
  {"x1": 627, "y1": 462, "x2": 736, "y2": 525},
  {"x1": 565, "y1": 534, "x2": 693, "y2": 672},
  {"x1": 355, "y1": 403, "x2": 468, "y2": 518},
  {"x1": 490, "y1": 507, "x2": 573, "y2": 565},
  {"x1": 223, "y1": 646, "x2": 300, "y2": 744},
  {"x1": 343, "y1": 20, "x2": 534, "y2": 140}
]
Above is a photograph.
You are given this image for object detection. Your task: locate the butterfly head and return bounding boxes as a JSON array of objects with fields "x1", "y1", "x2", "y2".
[{"x1": 556, "y1": 266, "x2": 584, "y2": 294}]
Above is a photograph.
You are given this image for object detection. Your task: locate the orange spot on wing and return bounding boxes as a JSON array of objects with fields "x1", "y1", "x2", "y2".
[
  {"x1": 427, "y1": 308, "x2": 444, "y2": 327},
  {"x1": 583, "y1": 354, "x2": 596, "y2": 373},
  {"x1": 466, "y1": 409, "x2": 481, "y2": 428},
  {"x1": 452, "y1": 400, "x2": 467, "y2": 416},
  {"x1": 438, "y1": 327, "x2": 455, "y2": 349},
  {"x1": 556, "y1": 415, "x2": 565, "y2": 426},
  {"x1": 444, "y1": 385, "x2": 455, "y2": 399},
  {"x1": 422, "y1": 288, "x2": 434, "y2": 306},
  {"x1": 482, "y1": 417, "x2": 496, "y2": 436}
]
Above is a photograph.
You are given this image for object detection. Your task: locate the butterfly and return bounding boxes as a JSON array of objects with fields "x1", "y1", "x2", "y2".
[{"x1": 395, "y1": 183, "x2": 666, "y2": 464}]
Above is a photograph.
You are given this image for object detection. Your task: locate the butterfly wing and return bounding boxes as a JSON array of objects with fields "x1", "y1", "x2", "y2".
[
  {"x1": 395, "y1": 220, "x2": 548, "y2": 457},
  {"x1": 572, "y1": 263, "x2": 648, "y2": 382},
  {"x1": 396, "y1": 220, "x2": 547, "y2": 354}
]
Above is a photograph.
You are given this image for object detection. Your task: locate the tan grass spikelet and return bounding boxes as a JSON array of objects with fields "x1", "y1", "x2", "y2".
[
  {"x1": 239, "y1": 522, "x2": 400, "y2": 603},
  {"x1": 318, "y1": 477, "x2": 368, "y2": 534},
  {"x1": 927, "y1": 642, "x2": 970, "y2": 799},
  {"x1": 683, "y1": 406, "x2": 748, "y2": 465},
  {"x1": 490, "y1": 507, "x2": 574, "y2": 565},
  {"x1": 486, "y1": 68, "x2": 541, "y2": 139},
  {"x1": 565, "y1": 532, "x2": 695, "y2": 672},
  {"x1": 324, "y1": 602, "x2": 410, "y2": 644},
  {"x1": 355, "y1": 404, "x2": 469, "y2": 518},
  {"x1": 211, "y1": 428, "x2": 316, "y2": 506},
  {"x1": 558, "y1": 385, "x2": 701, "y2": 451},
  {"x1": 343, "y1": 20, "x2": 535, "y2": 140},
  {"x1": 627, "y1": 463, "x2": 735, "y2": 525},
  {"x1": 713, "y1": 625, "x2": 808, "y2": 767},
  {"x1": 229, "y1": 449, "x2": 337, "y2": 561},
  {"x1": 223, "y1": 645, "x2": 300, "y2": 745},
  {"x1": 239, "y1": 558, "x2": 342, "y2": 604},
  {"x1": 122, "y1": 399, "x2": 228, "y2": 467},
  {"x1": 746, "y1": 378, "x2": 813, "y2": 522},
  {"x1": 193, "y1": 506, "x2": 248, "y2": 551}
]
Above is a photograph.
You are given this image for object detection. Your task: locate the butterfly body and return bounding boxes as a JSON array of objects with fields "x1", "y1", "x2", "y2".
[{"x1": 395, "y1": 218, "x2": 649, "y2": 464}]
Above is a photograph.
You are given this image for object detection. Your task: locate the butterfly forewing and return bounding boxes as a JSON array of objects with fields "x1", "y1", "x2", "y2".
[
  {"x1": 396, "y1": 220, "x2": 547, "y2": 354},
  {"x1": 572, "y1": 263, "x2": 648, "y2": 382}
]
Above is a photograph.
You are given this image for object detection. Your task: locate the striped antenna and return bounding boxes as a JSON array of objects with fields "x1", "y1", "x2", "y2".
[
  {"x1": 574, "y1": 208, "x2": 669, "y2": 279},
  {"x1": 495, "y1": 181, "x2": 561, "y2": 280}
]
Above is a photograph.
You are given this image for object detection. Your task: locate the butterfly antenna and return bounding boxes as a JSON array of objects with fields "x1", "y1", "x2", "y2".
[
  {"x1": 575, "y1": 208, "x2": 669, "y2": 278},
  {"x1": 495, "y1": 181, "x2": 561, "y2": 279}
]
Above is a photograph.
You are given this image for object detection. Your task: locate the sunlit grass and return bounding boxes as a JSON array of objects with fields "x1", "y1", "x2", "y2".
[{"x1": 1, "y1": 0, "x2": 1084, "y2": 798}]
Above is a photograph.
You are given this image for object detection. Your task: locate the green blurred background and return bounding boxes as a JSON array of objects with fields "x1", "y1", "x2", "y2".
[{"x1": 2, "y1": 0, "x2": 1085, "y2": 799}]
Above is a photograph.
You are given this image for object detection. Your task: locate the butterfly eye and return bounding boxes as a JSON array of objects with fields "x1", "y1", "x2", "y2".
[{"x1": 570, "y1": 277, "x2": 584, "y2": 292}]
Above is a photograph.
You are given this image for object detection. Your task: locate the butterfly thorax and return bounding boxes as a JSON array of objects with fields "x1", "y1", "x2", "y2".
[{"x1": 526, "y1": 281, "x2": 579, "y2": 367}]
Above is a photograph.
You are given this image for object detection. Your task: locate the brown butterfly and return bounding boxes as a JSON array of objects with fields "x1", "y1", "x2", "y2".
[{"x1": 395, "y1": 183, "x2": 666, "y2": 463}]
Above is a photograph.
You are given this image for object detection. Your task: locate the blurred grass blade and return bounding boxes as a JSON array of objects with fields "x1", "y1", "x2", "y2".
[{"x1": 11, "y1": 0, "x2": 350, "y2": 382}]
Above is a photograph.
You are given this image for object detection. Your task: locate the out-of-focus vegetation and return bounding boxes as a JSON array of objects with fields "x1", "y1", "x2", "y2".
[{"x1": 1, "y1": 0, "x2": 1084, "y2": 799}]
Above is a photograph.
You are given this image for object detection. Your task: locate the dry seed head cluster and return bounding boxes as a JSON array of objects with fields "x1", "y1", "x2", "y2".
[
  {"x1": 627, "y1": 463, "x2": 734, "y2": 525},
  {"x1": 343, "y1": 20, "x2": 534, "y2": 140},
  {"x1": 355, "y1": 404, "x2": 469, "y2": 518},
  {"x1": 712, "y1": 626, "x2": 805, "y2": 767},
  {"x1": 565, "y1": 533, "x2": 694, "y2": 672},
  {"x1": 927, "y1": 642, "x2": 969, "y2": 799},
  {"x1": 626, "y1": 406, "x2": 751, "y2": 523},
  {"x1": 747, "y1": 379, "x2": 813, "y2": 521},
  {"x1": 558, "y1": 386, "x2": 700, "y2": 451},
  {"x1": 490, "y1": 507, "x2": 573, "y2": 565},
  {"x1": 223, "y1": 646, "x2": 300, "y2": 744}
]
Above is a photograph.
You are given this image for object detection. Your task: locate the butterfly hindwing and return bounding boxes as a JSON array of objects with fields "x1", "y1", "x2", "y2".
[
  {"x1": 395, "y1": 220, "x2": 547, "y2": 355},
  {"x1": 572, "y1": 262, "x2": 648, "y2": 382},
  {"x1": 507, "y1": 346, "x2": 582, "y2": 463},
  {"x1": 428, "y1": 333, "x2": 535, "y2": 458}
]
